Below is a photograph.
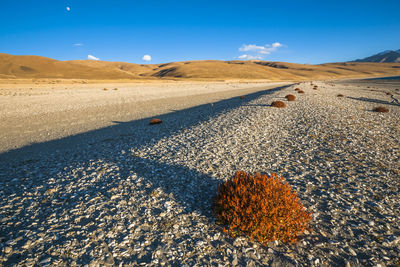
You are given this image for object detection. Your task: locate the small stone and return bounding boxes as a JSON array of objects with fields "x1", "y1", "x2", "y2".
[
  {"x1": 232, "y1": 255, "x2": 238, "y2": 266},
  {"x1": 45, "y1": 188, "x2": 57, "y2": 195},
  {"x1": 4, "y1": 247, "x2": 12, "y2": 254},
  {"x1": 110, "y1": 195, "x2": 119, "y2": 201},
  {"x1": 348, "y1": 248, "x2": 357, "y2": 256},
  {"x1": 22, "y1": 240, "x2": 32, "y2": 249},
  {"x1": 196, "y1": 240, "x2": 205, "y2": 246},
  {"x1": 104, "y1": 256, "x2": 114, "y2": 266},
  {"x1": 271, "y1": 255, "x2": 295, "y2": 267},
  {"x1": 386, "y1": 235, "x2": 400, "y2": 245},
  {"x1": 39, "y1": 258, "x2": 51, "y2": 264}
]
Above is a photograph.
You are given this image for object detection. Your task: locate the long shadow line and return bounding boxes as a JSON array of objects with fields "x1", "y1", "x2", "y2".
[
  {"x1": 346, "y1": 96, "x2": 400, "y2": 107},
  {"x1": 0, "y1": 85, "x2": 291, "y2": 166},
  {"x1": 0, "y1": 84, "x2": 292, "y2": 214},
  {"x1": 0, "y1": 85, "x2": 291, "y2": 265}
]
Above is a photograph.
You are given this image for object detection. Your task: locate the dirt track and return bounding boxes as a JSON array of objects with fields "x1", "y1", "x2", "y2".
[{"x1": 0, "y1": 81, "x2": 289, "y2": 153}]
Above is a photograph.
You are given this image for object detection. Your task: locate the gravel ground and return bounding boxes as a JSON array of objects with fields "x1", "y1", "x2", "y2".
[
  {"x1": 0, "y1": 81, "x2": 285, "y2": 153},
  {"x1": 1, "y1": 80, "x2": 399, "y2": 266}
]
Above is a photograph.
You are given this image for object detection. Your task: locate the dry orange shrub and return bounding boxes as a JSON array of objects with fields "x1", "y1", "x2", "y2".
[
  {"x1": 373, "y1": 106, "x2": 389, "y2": 113},
  {"x1": 149, "y1": 118, "x2": 162, "y2": 125},
  {"x1": 213, "y1": 171, "x2": 312, "y2": 244},
  {"x1": 271, "y1": 101, "x2": 286, "y2": 108},
  {"x1": 285, "y1": 94, "x2": 296, "y2": 101}
]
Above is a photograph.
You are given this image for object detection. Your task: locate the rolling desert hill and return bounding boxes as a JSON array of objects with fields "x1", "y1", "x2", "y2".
[
  {"x1": 1, "y1": 53, "x2": 400, "y2": 80},
  {"x1": 0, "y1": 53, "x2": 136, "y2": 79},
  {"x1": 65, "y1": 59, "x2": 155, "y2": 77}
]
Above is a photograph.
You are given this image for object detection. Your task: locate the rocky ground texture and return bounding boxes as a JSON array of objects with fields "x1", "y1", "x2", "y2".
[{"x1": 1, "y1": 80, "x2": 400, "y2": 266}]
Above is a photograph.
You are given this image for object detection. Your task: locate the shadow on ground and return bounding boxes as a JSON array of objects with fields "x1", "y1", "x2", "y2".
[
  {"x1": 0, "y1": 85, "x2": 290, "y2": 265},
  {"x1": 0, "y1": 85, "x2": 290, "y2": 165},
  {"x1": 346, "y1": 96, "x2": 400, "y2": 107},
  {"x1": 243, "y1": 103, "x2": 273, "y2": 107}
]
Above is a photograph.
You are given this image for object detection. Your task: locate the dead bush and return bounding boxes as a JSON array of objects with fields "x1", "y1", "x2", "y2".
[
  {"x1": 149, "y1": 118, "x2": 162, "y2": 125},
  {"x1": 285, "y1": 94, "x2": 296, "y2": 101},
  {"x1": 213, "y1": 171, "x2": 312, "y2": 244},
  {"x1": 271, "y1": 101, "x2": 286, "y2": 108},
  {"x1": 372, "y1": 106, "x2": 389, "y2": 113}
]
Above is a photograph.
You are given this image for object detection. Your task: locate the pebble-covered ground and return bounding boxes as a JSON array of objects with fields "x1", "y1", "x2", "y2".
[{"x1": 1, "y1": 80, "x2": 399, "y2": 266}]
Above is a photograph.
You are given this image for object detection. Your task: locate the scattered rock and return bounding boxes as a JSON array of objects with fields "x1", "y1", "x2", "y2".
[
  {"x1": 270, "y1": 255, "x2": 296, "y2": 267},
  {"x1": 1, "y1": 80, "x2": 399, "y2": 266}
]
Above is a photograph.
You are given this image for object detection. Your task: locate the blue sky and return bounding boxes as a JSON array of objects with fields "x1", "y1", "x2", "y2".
[{"x1": 1, "y1": 0, "x2": 399, "y2": 64}]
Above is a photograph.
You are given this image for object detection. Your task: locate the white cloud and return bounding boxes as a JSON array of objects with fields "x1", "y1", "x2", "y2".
[
  {"x1": 238, "y1": 54, "x2": 263, "y2": 60},
  {"x1": 73, "y1": 43, "x2": 83, "y2": 47},
  {"x1": 272, "y1": 42, "x2": 282, "y2": 48},
  {"x1": 142, "y1": 55, "x2": 152, "y2": 62},
  {"x1": 239, "y1": 44, "x2": 269, "y2": 53},
  {"x1": 237, "y1": 42, "x2": 284, "y2": 60},
  {"x1": 66, "y1": 6, "x2": 71, "y2": 11},
  {"x1": 88, "y1": 55, "x2": 100, "y2": 60}
]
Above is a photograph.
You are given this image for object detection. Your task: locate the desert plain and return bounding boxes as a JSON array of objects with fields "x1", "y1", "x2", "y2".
[
  {"x1": 0, "y1": 80, "x2": 290, "y2": 154},
  {"x1": 0, "y1": 57, "x2": 400, "y2": 266}
]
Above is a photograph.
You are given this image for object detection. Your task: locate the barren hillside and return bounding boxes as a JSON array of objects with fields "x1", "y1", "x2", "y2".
[{"x1": 1, "y1": 53, "x2": 400, "y2": 80}]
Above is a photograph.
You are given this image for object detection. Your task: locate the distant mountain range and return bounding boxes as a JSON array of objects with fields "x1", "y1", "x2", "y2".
[
  {"x1": 1, "y1": 53, "x2": 400, "y2": 80},
  {"x1": 353, "y1": 49, "x2": 400, "y2": 63}
]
